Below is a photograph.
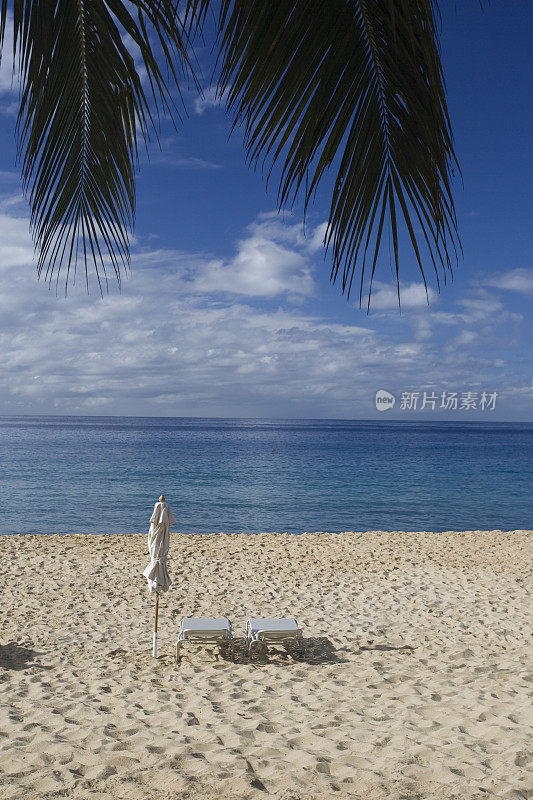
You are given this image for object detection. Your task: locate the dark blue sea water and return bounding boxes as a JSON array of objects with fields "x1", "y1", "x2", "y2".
[{"x1": 0, "y1": 416, "x2": 531, "y2": 535}]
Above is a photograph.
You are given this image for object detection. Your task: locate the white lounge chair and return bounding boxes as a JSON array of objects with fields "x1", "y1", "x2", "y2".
[
  {"x1": 176, "y1": 617, "x2": 234, "y2": 662},
  {"x1": 246, "y1": 617, "x2": 305, "y2": 660}
]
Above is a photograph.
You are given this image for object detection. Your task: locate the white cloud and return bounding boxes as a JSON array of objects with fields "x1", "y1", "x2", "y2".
[
  {"x1": 189, "y1": 234, "x2": 314, "y2": 298},
  {"x1": 0, "y1": 252, "x2": 379, "y2": 415},
  {"x1": 454, "y1": 330, "x2": 478, "y2": 346},
  {"x1": 0, "y1": 15, "x2": 19, "y2": 97},
  {"x1": 250, "y1": 213, "x2": 328, "y2": 255},
  {"x1": 0, "y1": 202, "x2": 530, "y2": 419},
  {"x1": 155, "y1": 156, "x2": 222, "y2": 170},
  {"x1": 413, "y1": 316, "x2": 433, "y2": 341},
  {"x1": 444, "y1": 329, "x2": 478, "y2": 353},
  {"x1": 0, "y1": 212, "x2": 35, "y2": 268},
  {"x1": 140, "y1": 134, "x2": 223, "y2": 170},
  {"x1": 457, "y1": 292, "x2": 505, "y2": 320},
  {"x1": 484, "y1": 269, "x2": 533, "y2": 295},
  {"x1": 431, "y1": 296, "x2": 520, "y2": 328},
  {"x1": 146, "y1": 151, "x2": 222, "y2": 170},
  {"x1": 145, "y1": 215, "x2": 324, "y2": 299},
  {"x1": 193, "y1": 86, "x2": 229, "y2": 115},
  {"x1": 0, "y1": 99, "x2": 18, "y2": 116},
  {"x1": 370, "y1": 281, "x2": 437, "y2": 311},
  {"x1": 306, "y1": 221, "x2": 328, "y2": 253},
  {"x1": 0, "y1": 171, "x2": 19, "y2": 183}
]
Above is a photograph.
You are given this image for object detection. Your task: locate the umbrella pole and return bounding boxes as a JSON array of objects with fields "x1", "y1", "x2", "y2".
[{"x1": 153, "y1": 591, "x2": 159, "y2": 658}]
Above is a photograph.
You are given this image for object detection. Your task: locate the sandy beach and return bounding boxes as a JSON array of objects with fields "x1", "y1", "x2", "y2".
[{"x1": 0, "y1": 530, "x2": 531, "y2": 800}]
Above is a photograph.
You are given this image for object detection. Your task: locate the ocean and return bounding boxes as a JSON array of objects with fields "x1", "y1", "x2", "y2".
[{"x1": 0, "y1": 416, "x2": 531, "y2": 535}]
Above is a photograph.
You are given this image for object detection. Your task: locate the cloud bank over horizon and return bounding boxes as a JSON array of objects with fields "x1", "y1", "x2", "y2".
[{"x1": 0, "y1": 185, "x2": 530, "y2": 420}]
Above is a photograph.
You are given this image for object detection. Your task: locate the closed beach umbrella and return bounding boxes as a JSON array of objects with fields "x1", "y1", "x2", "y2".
[{"x1": 143, "y1": 495, "x2": 175, "y2": 657}]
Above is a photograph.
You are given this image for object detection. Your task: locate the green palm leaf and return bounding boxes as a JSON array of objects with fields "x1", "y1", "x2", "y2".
[
  {"x1": 0, "y1": 0, "x2": 195, "y2": 293},
  {"x1": 209, "y1": 0, "x2": 460, "y2": 307}
]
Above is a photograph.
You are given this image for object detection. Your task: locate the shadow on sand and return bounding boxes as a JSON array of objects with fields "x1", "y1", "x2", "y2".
[
  {"x1": 231, "y1": 635, "x2": 346, "y2": 665},
  {"x1": 0, "y1": 642, "x2": 49, "y2": 671}
]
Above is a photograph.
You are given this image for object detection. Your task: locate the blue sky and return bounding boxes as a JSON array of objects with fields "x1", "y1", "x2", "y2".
[{"x1": 0, "y1": 2, "x2": 531, "y2": 420}]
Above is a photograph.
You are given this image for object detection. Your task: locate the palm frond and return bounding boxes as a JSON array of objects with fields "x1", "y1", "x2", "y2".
[
  {"x1": 0, "y1": 0, "x2": 459, "y2": 303},
  {"x1": 210, "y1": 0, "x2": 460, "y2": 307},
  {"x1": 0, "y1": 0, "x2": 196, "y2": 293}
]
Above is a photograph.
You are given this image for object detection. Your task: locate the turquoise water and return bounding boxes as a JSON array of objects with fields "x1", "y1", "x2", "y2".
[{"x1": 0, "y1": 416, "x2": 531, "y2": 535}]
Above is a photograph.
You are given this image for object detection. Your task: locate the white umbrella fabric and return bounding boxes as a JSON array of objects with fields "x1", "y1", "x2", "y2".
[{"x1": 143, "y1": 496, "x2": 175, "y2": 657}]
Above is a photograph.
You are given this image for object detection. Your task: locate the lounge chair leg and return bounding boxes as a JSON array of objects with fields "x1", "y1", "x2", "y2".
[
  {"x1": 175, "y1": 642, "x2": 181, "y2": 663},
  {"x1": 293, "y1": 636, "x2": 305, "y2": 659}
]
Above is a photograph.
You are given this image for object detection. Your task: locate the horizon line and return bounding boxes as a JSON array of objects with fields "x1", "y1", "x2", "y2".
[{"x1": 0, "y1": 412, "x2": 530, "y2": 425}]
